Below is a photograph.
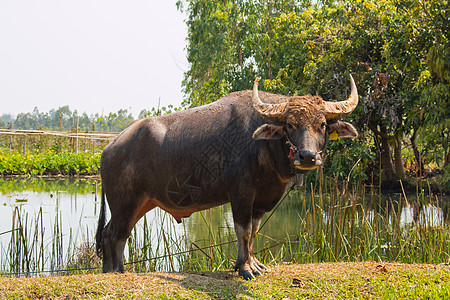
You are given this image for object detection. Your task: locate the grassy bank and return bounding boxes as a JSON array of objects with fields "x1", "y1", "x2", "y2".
[{"x1": 1, "y1": 262, "x2": 449, "y2": 299}]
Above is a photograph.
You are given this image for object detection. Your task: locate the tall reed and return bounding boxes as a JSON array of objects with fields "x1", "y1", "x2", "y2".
[
  {"x1": 1, "y1": 176, "x2": 448, "y2": 277},
  {"x1": 252, "y1": 178, "x2": 450, "y2": 266}
]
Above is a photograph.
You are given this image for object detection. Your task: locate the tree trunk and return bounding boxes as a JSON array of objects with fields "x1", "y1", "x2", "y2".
[
  {"x1": 445, "y1": 150, "x2": 450, "y2": 167},
  {"x1": 369, "y1": 124, "x2": 396, "y2": 182},
  {"x1": 233, "y1": 22, "x2": 243, "y2": 72},
  {"x1": 393, "y1": 134, "x2": 405, "y2": 180},
  {"x1": 410, "y1": 128, "x2": 424, "y2": 174},
  {"x1": 379, "y1": 126, "x2": 395, "y2": 181},
  {"x1": 445, "y1": 137, "x2": 450, "y2": 167}
]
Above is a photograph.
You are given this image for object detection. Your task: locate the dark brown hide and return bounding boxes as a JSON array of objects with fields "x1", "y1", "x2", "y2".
[{"x1": 96, "y1": 77, "x2": 358, "y2": 280}]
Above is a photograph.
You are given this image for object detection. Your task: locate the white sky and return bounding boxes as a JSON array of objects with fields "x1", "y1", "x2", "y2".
[{"x1": 0, "y1": 1, "x2": 188, "y2": 118}]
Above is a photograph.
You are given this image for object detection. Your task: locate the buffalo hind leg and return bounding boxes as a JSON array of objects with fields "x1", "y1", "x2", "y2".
[
  {"x1": 112, "y1": 201, "x2": 157, "y2": 271},
  {"x1": 101, "y1": 222, "x2": 114, "y2": 273},
  {"x1": 101, "y1": 219, "x2": 131, "y2": 273},
  {"x1": 103, "y1": 200, "x2": 156, "y2": 273},
  {"x1": 111, "y1": 226, "x2": 128, "y2": 273}
]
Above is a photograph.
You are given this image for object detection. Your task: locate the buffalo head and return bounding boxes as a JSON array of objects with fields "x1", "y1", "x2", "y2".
[{"x1": 252, "y1": 75, "x2": 358, "y2": 171}]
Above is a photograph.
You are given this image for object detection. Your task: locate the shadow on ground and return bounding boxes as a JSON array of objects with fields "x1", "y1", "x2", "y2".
[{"x1": 155, "y1": 270, "x2": 254, "y2": 298}]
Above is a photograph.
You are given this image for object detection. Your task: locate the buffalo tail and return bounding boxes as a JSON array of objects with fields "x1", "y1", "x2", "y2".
[{"x1": 95, "y1": 186, "x2": 106, "y2": 258}]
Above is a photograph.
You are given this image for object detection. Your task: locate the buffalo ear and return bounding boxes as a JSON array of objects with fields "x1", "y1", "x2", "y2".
[
  {"x1": 327, "y1": 121, "x2": 358, "y2": 138},
  {"x1": 252, "y1": 124, "x2": 285, "y2": 140}
]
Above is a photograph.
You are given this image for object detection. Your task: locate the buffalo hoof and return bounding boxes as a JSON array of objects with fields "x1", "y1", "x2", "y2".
[{"x1": 237, "y1": 258, "x2": 267, "y2": 280}]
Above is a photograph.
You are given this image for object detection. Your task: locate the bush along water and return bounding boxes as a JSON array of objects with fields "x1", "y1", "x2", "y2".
[{"x1": 0, "y1": 150, "x2": 101, "y2": 176}]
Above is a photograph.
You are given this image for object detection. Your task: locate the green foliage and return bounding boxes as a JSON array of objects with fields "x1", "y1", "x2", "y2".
[
  {"x1": 439, "y1": 164, "x2": 450, "y2": 190},
  {"x1": 180, "y1": 0, "x2": 450, "y2": 182},
  {"x1": 412, "y1": 83, "x2": 450, "y2": 166},
  {"x1": 139, "y1": 104, "x2": 183, "y2": 118},
  {"x1": 0, "y1": 150, "x2": 101, "y2": 176},
  {"x1": 323, "y1": 131, "x2": 377, "y2": 182},
  {"x1": 101, "y1": 109, "x2": 135, "y2": 132}
]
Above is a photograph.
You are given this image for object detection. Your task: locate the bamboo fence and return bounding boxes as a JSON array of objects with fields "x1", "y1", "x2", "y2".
[{"x1": 0, "y1": 129, "x2": 118, "y2": 154}]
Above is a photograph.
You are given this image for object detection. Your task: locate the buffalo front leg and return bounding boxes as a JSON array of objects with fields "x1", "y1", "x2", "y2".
[
  {"x1": 231, "y1": 191, "x2": 265, "y2": 280},
  {"x1": 248, "y1": 210, "x2": 267, "y2": 272}
]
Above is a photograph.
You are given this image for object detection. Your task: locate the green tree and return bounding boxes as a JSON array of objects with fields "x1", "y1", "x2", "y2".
[
  {"x1": 0, "y1": 114, "x2": 14, "y2": 129},
  {"x1": 179, "y1": 0, "x2": 449, "y2": 184},
  {"x1": 103, "y1": 109, "x2": 134, "y2": 132}
]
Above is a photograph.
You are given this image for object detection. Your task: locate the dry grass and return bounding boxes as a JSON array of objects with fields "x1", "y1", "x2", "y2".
[
  {"x1": 0, "y1": 270, "x2": 244, "y2": 299},
  {"x1": 1, "y1": 262, "x2": 449, "y2": 299}
]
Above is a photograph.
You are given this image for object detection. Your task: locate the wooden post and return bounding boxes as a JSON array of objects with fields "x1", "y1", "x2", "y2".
[
  {"x1": 23, "y1": 134, "x2": 26, "y2": 155},
  {"x1": 84, "y1": 132, "x2": 87, "y2": 153},
  {"x1": 71, "y1": 113, "x2": 75, "y2": 153},
  {"x1": 76, "y1": 116, "x2": 79, "y2": 153},
  {"x1": 8, "y1": 122, "x2": 12, "y2": 154},
  {"x1": 59, "y1": 107, "x2": 63, "y2": 153},
  {"x1": 92, "y1": 120, "x2": 95, "y2": 154}
]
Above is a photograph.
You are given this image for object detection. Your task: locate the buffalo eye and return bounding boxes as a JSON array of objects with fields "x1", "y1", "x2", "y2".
[
  {"x1": 320, "y1": 122, "x2": 327, "y2": 129},
  {"x1": 286, "y1": 123, "x2": 294, "y2": 130}
]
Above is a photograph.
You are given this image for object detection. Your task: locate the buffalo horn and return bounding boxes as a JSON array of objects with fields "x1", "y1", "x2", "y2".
[
  {"x1": 324, "y1": 74, "x2": 358, "y2": 120},
  {"x1": 252, "y1": 77, "x2": 288, "y2": 122}
]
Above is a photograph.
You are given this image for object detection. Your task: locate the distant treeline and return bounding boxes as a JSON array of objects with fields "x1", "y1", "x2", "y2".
[
  {"x1": 0, "y1": 106, "x2": 146, "y2": 132},
  {"x1": 1, "y1": 104, "x2": 183, "y2": 132}
]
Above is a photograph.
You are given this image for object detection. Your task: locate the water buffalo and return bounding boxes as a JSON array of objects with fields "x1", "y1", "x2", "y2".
[{"x1": 96, "y1": 75, "x2": 358, "y2": 280}]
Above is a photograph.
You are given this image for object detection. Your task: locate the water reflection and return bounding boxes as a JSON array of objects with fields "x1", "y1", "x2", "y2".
[
  {"x1": 0, "y1": 177, "x2": 101, "y2": 275},
  {"x1": 0, "y1": 177, "x2": 98, "y2": 235}
]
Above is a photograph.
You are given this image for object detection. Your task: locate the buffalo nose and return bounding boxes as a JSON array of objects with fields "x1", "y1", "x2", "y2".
[{"x1": 298, "y1": 150, "x2": 317, "y2": 165}]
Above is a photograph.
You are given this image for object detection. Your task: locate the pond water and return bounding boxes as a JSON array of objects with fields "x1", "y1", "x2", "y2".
[{"x1": 0, "y1": 177, "x2": 448, "y2": 276}]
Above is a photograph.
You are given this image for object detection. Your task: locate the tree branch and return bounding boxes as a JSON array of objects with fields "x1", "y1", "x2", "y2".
[{"x1": 368, "y1": 124, "x2": 394, "y2": 140}]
